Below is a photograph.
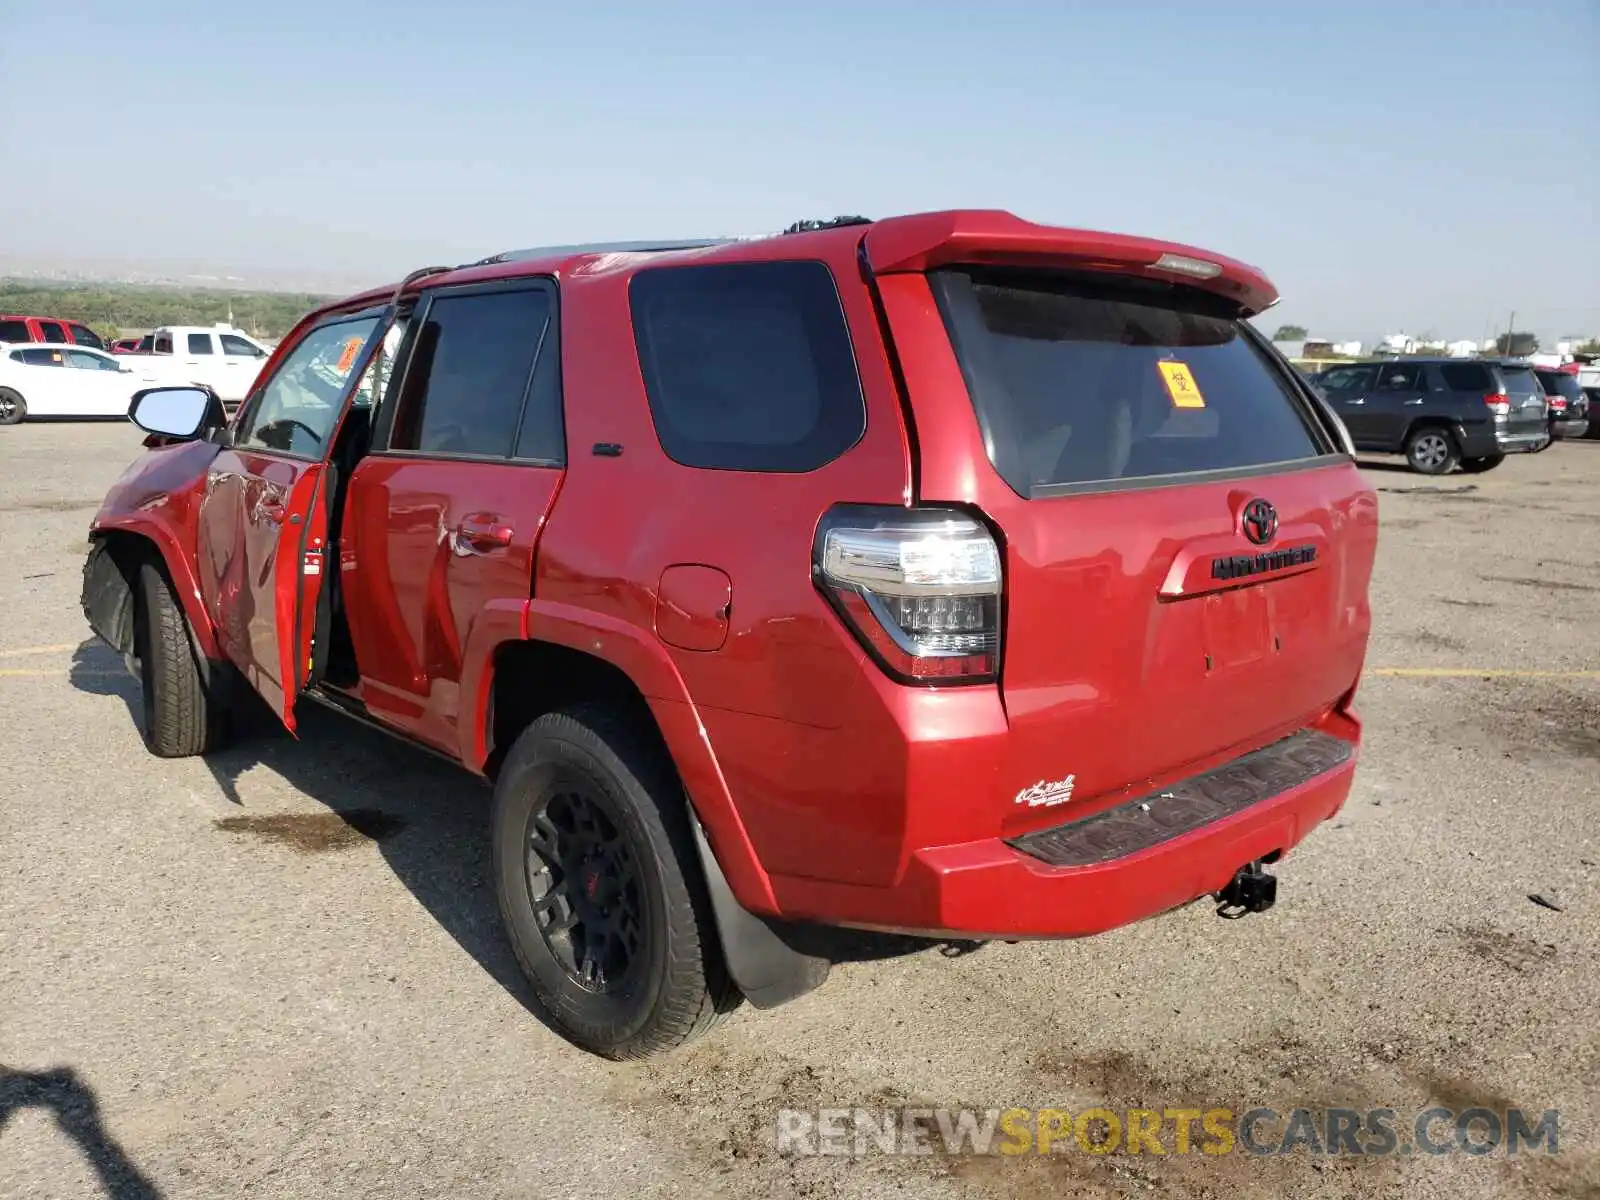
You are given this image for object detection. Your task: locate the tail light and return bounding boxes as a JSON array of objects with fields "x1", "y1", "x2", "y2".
[
  {"x1": 814, "y1": 505, "x2": 1002, "y2": 684},
  {"x1": 1483, "y1": 392, "x2": 1510, "y2": 416}
]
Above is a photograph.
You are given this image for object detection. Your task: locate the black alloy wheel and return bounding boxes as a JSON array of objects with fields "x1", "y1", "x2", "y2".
[{"x1": 525, "y1": 781, "x2": 645, "y2": 993}]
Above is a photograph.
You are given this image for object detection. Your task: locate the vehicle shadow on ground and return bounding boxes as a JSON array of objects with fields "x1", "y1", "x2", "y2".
[
  {"x1": 0, "y1": 1065, "x2": 162, "y2": 1199},
  {"x1": 66, "y1": 639, "x2": 947, "y2": 1023}
]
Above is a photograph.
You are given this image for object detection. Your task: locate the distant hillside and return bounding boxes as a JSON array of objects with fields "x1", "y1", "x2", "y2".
[{"x1": 0, "y1": 278, "x2": 334, "y2": 340}]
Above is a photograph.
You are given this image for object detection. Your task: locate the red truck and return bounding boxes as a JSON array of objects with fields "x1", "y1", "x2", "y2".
[
  {"x1": 0, "y1": 314, "x2": 108, "y2": 349},
  {"x1": 82, "y1": 211, "x2": 1376, "y2": 1059}
]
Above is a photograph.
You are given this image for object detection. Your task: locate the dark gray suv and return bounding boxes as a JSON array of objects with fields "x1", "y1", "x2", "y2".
[{"x1": 1312, "y1": 358, "x2": 1548, "y2": 474}]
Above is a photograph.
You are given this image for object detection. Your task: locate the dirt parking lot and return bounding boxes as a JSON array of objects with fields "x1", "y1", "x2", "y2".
[{"x1": 2, "y1": 424, "x2": 1596, "y2": 1200}]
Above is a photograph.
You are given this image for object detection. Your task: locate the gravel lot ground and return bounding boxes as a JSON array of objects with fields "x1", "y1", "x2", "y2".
[{"x1": 2, "y1": 423, "x2": 1596, "y2": 1200}]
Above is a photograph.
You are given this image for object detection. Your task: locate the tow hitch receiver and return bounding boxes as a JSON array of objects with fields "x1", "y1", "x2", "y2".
[{"x1": 1216, "y1": 860, "x2": 1277, "y2": 918}]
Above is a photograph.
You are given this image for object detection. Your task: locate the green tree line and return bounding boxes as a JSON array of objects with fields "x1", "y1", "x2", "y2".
[{"x1": 0, "y1": 279, "x2": 332, "y2": 340}]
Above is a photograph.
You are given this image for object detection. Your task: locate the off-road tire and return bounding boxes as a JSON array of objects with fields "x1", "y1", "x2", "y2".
[
  {"x1": 0, "y1": 388, "x2": 25, "y2": 426},
  {"x1": 1459, "y1": 454, "x2": 1504, "y2": 474},
  {"x1": 492, "y1": 705, "x2": 740, "y2": 1059},
  {"x1": 1404, "y1": 426, "x2": 1459, "y2": 475},
  {"x1": 134, "y1": 561, "x2": 228, "y2": 757}
]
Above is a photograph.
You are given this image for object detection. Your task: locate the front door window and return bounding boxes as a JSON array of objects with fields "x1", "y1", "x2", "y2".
[{"x1": 235, "y1": 318, "x2": 379, "y2": 457}]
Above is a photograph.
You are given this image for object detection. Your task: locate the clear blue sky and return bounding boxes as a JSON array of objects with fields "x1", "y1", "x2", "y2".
[{"x1": 4, "y1": 0, "x2": 1596, "y2": 342}]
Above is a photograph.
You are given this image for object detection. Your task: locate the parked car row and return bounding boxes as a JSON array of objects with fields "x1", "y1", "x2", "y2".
[
  {"x1": 0, "y1": 317, "x2": 273, "y2": 422},
  {"x1": 1307, "y1": 357, "x2": 1592, "y2": 474}
]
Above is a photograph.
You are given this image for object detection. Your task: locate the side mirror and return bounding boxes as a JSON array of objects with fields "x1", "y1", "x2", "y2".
[{"x1": 129, "y1": 386, "x2": 226, "y2": 440}]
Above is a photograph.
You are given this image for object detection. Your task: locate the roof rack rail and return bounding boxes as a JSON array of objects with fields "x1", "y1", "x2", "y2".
[
  {"x1": 467, "y1": 238, "x2": 739, "y2": 268},
  {"x1": 783, "y1": 215, "x2": 872, "y2": 234},
  {"x1": 387, "y1": 265, "x2": 453, "y2": 307}
]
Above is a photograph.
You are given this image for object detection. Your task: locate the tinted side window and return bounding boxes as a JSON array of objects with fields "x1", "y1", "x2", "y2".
[
  {"x1": 1318, "y1": 365, "x2": 1375, "y2": 394},
  {"x1": 153, "y1": 333, "x2": 172, "y2": 354},
  {"x1": 64, "y1": 350, "x2": 112, "y2": 369},
  {"x1": 69, "y1": 325, "x2": 105, "y2": 349},
  {"x1": 187, "y1": 333, "x2": 214, "y2": 354},
  {"x1": 38, "y1": 321, "x2": 67, "y2": 342},
  {"x1": 19, "y1": 348, "x2": 63, "y2": 366},
  {"x1": 0, "y1": 320, "x2": 29, "y2": 341},
  {"x1": 1374, "y1": 363, "x2": 1423, "y2": 390},
  {"x1": 136, "y1": 335, "x2": 154, "y2": 352},
  {"x1": 389, "y1": 288, "x2": 552, "y2": 459},
  {"x1": 220, "y1": 334, "x2": 262, "y2": 357},
  {"x1": 1439, "y1": 363, "x2": 1493, "y2": 392},
  {"x1": 630, "y1": 261, "x2": 866, "y2": 472}
]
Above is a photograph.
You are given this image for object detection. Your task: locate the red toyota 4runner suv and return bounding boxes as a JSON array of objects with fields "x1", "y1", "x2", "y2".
[{"x1": 82, "y1": 211, "x2": 1376, "y2": 1059}]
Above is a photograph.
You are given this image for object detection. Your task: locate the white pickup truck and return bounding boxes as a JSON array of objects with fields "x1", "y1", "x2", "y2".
[{"x1": 131, "y1": 324, "x2": 272, "y2": 405}]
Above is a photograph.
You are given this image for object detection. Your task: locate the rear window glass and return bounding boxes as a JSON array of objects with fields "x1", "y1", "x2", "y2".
[
  {"x1": 932, "y1": 269, "x2": 1327, "y2": 495},
  {"x1": 1497, "y1": 366, "x2": 1539, "y2": 395},
  {"x1": 630, "y1": 261, "x2": 865, "y2": 472},
  {"x1": 1534, "y1": 370, "x2": 1582, "y2": 400},
  {"x1": 1439, "y1": 363, "x2": 1493, "y2": 391}
]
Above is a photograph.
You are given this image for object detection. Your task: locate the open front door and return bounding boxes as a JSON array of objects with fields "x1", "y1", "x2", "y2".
[{"x1": 197, "y1": 311, "x2": 388, "y2": 732}]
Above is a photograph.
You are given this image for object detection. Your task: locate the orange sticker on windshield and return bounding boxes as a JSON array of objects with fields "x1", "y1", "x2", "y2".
[
  {"x1": 1158, "y1": 360, "x2": 1205, "y2": 408},
  {"x1": 335, "y1": 336, "x2": 363, "y2": 373}
]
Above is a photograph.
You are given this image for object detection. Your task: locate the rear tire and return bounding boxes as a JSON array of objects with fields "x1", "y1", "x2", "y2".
[
  {"x1": 134, "y1": 561, "x2": 229, "y2": 757},
  {"x1": 0, "y1": 388, "x2": 25, "y2": 426},
  {"x1": 492, "y1": 705, "x2": 739, "y2": 1059},
  {"x1": 1459, "y1": 454, "x2": 1504, "y2": 474},
  {"x1": 1405, "y1": 427, "x2": 1459, "y2": 475}
]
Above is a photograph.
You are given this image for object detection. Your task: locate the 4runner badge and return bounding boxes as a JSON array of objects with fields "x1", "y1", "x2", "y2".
[{"x1": 1015, "y1": 774, "x2": 1076, "y2": 808}]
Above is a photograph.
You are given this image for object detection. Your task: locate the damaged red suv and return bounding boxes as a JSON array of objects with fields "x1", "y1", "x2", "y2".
[{"x1": 82, "y1": 211, "x2": 1376, "y2": 1058}]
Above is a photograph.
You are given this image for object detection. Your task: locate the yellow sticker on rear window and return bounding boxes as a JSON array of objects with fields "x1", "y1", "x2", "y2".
[
  {"x1": 335, "y1": 336, "x2": 363, "y2": 374},
  {"x1": 1158, "y1": 361, "x2": 1205, "y2": 408}
]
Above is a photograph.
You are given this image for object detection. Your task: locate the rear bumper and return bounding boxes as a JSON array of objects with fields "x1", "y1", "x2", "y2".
[
  {"x1": 1551, "y1": 417, "x2": 1589, "y2": 439},
  {"x1": 767, "y1": 720, "x2": 1359, "y2": 939},
  {"x1": 1492, "y1": 429, "x2": 1551, "y2": 454}
]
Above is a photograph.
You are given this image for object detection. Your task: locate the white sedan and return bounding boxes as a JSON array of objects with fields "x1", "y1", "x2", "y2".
[{"x1": 0, "y1": 344, "x2": 171, "y2": 424}]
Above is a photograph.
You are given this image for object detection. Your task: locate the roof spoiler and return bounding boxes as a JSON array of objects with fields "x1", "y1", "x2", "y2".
[{"x1": 863, "y1": 210, "x2": 1279, "y2": 316}]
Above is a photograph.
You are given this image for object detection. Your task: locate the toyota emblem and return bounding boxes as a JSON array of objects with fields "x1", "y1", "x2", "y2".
[{"x1": 1241, "y1": 499, "x2": 1277, "y2": 546}]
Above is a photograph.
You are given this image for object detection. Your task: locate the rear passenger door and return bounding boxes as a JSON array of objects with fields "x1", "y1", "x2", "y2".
[
  {"x1": 1367, "y1": 362, "x2": 1427, "y2": 450},
  {"x1": 341, "y1": 280, "x2": 564, "y2": 755},
  {"x1": 1316, "y1": 365, "x2": 1378, "y2": 445}
]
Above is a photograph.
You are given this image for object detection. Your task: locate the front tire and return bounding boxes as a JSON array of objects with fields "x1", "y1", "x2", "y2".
[
  {"x1": 1459, "y1": 454, "x2": 1504, "y2": 474},
  {"x1": 492, "y1": 706, "x2": 739, "y2": 1059},
  {"x1": 1405, "y1": 427, "x2": 1459, "y2": 475},
  {"x1": 134, "y1": 561, "x2": 229, "y2": 757},
  {"x1": 0, "y1": 388, "x2": 25, "y2": 426}
]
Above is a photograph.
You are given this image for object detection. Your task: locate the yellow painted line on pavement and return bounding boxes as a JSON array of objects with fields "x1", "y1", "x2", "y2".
[
  {"x1": 0, "y1": 667, "x2": 119, "y2": 678},
  {"x1": 0, "y1": 643, "x2": 77, "y2": 659},
  {"x1": 1370, "y1": 667, "x2": 1600, "y2": 680}
]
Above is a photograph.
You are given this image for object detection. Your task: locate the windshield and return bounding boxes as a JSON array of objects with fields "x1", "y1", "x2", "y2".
[{"x1": 932, "y1": 269, "x2": 1328, "y2": 495}]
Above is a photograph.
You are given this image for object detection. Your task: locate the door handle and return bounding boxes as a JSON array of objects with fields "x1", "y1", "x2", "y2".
[
  {"x1": 451, "y1": 516, "x2": 514, "y2": 556},
  {"x1": 1404, "y1": 398, "x2": 1424, "y2": 405},
  {"x1": 1344, "y1": 398, "x2": 1365, "y2": 405}
]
